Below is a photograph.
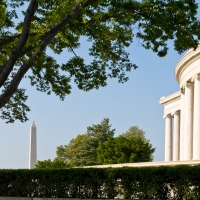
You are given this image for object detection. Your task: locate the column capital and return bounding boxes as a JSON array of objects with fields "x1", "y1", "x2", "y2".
[
  {"x1": 181, "y1": 87, "x2": 185, "y2": 94},
  {"x1": 171, "y1": 110, "x2": 180, "y2": 116},
  {"x1": 191, "y1": 74, "x2": 200, "y2": 82},
  {"x1": 182, "y1": 81, "x2": 193, "y2": 89},
  {"x1": 163, "y1": 113, "x2": 172, "y2": 119},
  {"x1": 185, "y1": 81, "x2": 194, "y2": 87}
]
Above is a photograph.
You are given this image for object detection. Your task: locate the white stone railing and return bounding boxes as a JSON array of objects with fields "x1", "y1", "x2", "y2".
[{"x1": 83, "y1": 160, "x2": 200, "y2": 168}]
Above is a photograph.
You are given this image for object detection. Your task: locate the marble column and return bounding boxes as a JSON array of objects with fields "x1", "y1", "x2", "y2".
[
  {"x1": 183, "y1": 82, "x2": 194, "y2": 160},
  {"x1": 180, "y1": 88, "x2": 185, "y2": 160},
  {"x1": 173, "y1": 110, "x2": 180, "y2": 161},
  {"x1": 192, "y1": 74, "x2": 200, "y2": 160},
  {"x1": 165, "y1": 114, "x2": 172, "y2": 161}
]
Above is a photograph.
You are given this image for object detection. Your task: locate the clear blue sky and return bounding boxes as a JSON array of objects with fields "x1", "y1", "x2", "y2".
[{"x1": 0, "y1": 2, "x2": 198, "y2": 169}]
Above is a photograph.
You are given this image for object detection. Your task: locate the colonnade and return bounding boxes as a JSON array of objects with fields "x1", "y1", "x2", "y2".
[{"x1": 165, "y1": 74, "x2": 200, "y2": 161}]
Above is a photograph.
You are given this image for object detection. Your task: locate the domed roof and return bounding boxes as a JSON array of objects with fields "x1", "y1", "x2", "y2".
[{"x1": 175, "y1": 45, "x2": 200, "y2": 87}]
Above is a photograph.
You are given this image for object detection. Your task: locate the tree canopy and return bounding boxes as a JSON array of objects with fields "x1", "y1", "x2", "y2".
[
  {"x1": 56, "y1": 118, "x2": 115, "y2": 167},
  {"x1": 121, "y1": 125, "x2": 147, "y2": 142},
  {"x1": 97, "y1": 134, "x2": 155, "y2": 164},
  {"x1": 37, "y1": 118, "x2": 155, "y2": 168},
  {"x1": 0, "y1": 0, "x2": 200, "y2": 123},
  {"x1": 36, "y1": 158, "x2": 67, "y2": 169}
]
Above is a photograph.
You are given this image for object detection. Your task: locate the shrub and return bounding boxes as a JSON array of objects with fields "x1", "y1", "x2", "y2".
[{"x1": 0, "y1": 165, "x2": 200, "y2": 199}]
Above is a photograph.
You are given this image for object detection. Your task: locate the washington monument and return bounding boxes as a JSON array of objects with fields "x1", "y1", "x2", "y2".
[{"x1": 29, "y1": 121, "x2": 37, "y2": 169}]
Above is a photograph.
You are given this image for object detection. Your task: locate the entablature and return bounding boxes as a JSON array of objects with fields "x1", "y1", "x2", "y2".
[{"x1": 159, "y1": 91, "x2": 180, "y2": 116}]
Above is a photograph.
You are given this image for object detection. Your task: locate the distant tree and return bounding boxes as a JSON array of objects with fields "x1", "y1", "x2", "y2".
[
  {"x1": 97, "y1": 126, "x2": 155, "y2": 164},
  {"x1": 56, "y1": 133, "x2": 91, "y2": 167},
  {"x1": 35, "y1": 158, "x2": 67, "y2": 169},
  {"x1": 121, "y1": 126, "x2": 147, "y2": 142},
  {"x1": 56, "y1": 118, "x2": 115, "y2": 167},
  {"x1": 38, "y1": 123, "x2": 155, "y2": 168},
  {"x1": 86, "y1": 118, "x2": 115, "y2": 143}
]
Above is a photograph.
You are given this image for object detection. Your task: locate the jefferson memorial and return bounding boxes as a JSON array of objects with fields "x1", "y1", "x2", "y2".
[{"x1": 159, "y1": 46, "x2": 200, "y2": 162}]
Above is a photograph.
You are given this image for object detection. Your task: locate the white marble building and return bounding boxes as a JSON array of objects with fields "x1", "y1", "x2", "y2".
[{"x1": 159, "y1": 46, "x2": 200, "y2": 162}]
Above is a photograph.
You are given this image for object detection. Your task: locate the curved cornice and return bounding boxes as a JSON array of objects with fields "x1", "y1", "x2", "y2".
[{"x1": 174, "y1": 46, "x2": 200, "y2": 85}]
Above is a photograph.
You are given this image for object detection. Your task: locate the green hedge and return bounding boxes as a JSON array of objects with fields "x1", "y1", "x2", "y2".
[{"x1": 1, "y1": 165, "x2": 200, "y2": 199}]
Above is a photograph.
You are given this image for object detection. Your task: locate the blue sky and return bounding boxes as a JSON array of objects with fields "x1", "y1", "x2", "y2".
[
  {"x1": 0, "y1": 41, "x2": 182, "y2": 169},
  {"x1": 0, "y1": 2, "x2": 197, "y2": 169}
]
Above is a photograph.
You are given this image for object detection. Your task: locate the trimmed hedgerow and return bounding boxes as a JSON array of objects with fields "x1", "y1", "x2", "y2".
[{"x1": 0, "y1": 165, "x2": 200, "y2": 199}]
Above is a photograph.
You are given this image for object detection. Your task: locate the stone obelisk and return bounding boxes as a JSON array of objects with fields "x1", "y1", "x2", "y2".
[{"x1": 29, "y1": 121, "x2": 37, "y2": 169}]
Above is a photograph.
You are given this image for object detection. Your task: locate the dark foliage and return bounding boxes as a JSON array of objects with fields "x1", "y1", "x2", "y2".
[{"x1": 1, "y1": 165, "x2": 200, "y2": 199}]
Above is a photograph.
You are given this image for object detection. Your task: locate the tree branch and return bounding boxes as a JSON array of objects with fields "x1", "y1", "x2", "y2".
[
  {"x1": 1, "y1": 0, "x2": 93, "y2": 68},
  {"x1": 0, "y1": 34, "x2": 21, "y2": 47},
  {"x1": 39, "y1": 0, "x2": 92, "y2": 43},
  {"x1": 0, "y1": 1, "x2": 136, "y2": 98},
  {"x1": 0, "y1": 0, "x2": 93, "y2": 108},
  {"x1": 0, "y1": 33, "x2": 37, "y2": 48},
  {"x1": 69, "y1": 44, "x2": 78, "y2": 58},
  {"x1": 69, "y1": 10, "x2": 132, "y2": 27},
  {"x1": 0, "y1": 0, "x2": 38, "y2": 88},
  {"x1": 17, "y1": 9, "x2": 132, "y2": 59}
]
